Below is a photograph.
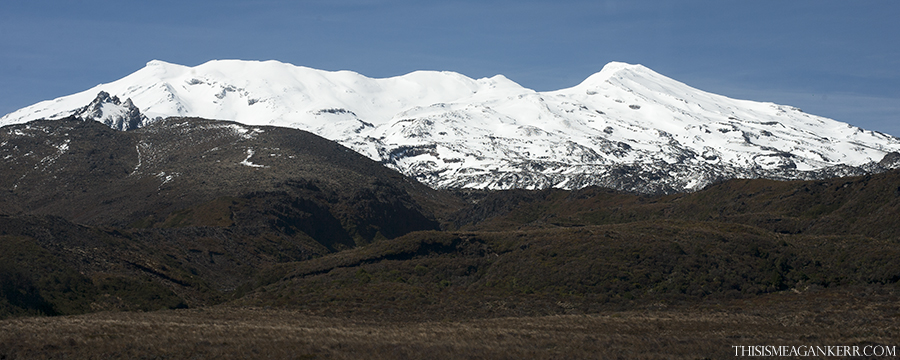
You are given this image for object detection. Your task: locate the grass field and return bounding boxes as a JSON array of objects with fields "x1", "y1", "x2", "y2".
[{"x1": 2, "y1": 287, "x2": 897, "y2": 359}]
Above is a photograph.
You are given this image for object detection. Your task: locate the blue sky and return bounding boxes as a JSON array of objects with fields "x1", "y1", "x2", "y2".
[{"x1": 2, "y1": 0, "x2": 898, "y2": 135}]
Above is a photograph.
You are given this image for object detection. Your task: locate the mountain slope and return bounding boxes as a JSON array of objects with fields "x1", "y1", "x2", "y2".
[
  {"x1": 0, "y1": 117, "x2": 464, "y2": 318},
  {"x1": 0, "y1": 117, "x2": 454, "y2": 244},
  {"x1": 3, "y1": 60, "x2": 899, "y2": 193},
  {"x1": 449, "y1": 168, "x2": 900, "y2": 240}
]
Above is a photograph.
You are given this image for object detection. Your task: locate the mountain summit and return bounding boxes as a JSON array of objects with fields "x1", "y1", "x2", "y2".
[{"x1": 3, "y1": 60, "x2": 899, "y2": 193}]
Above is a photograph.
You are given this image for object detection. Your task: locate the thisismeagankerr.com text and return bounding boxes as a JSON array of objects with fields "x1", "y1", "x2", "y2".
[{"x1": 733, "y1": 345, "x2": 896, "y2": 357}]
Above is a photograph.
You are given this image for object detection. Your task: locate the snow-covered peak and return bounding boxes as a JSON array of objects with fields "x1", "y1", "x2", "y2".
[
  {"x1": 572, "y1": 61, "x2": 652, "y2": 88},
  {"x1": 144, "y1": 59, "x2": 188, "y2": 70},
  {"x1": 3, "y1": 60, "x2": 899, "y2": 193}
]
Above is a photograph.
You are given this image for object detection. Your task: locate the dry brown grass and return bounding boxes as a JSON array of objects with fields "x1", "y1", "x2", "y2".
[{"x1": 2, "y1": 288, "x2": 898, "y2": 359}]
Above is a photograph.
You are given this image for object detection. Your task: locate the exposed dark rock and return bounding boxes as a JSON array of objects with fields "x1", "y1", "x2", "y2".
[
  {"x1": 878, "y1": 151, "x2": 900, "y2": 168},
  {"x1": 73, "y1": 91, "x2": 148, "y2": 130}
]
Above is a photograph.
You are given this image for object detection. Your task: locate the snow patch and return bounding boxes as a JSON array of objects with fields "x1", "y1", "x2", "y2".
[{"x1": 240, "y1": 149, "x2": 266, "y2": 168}]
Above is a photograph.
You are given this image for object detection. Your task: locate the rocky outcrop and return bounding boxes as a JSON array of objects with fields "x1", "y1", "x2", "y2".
[{"x1": 73, "y1": 91, "x2": 147, "y2": 130}]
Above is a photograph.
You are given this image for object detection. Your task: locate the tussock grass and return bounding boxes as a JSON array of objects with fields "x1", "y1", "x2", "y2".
[{"x1": 2, "y1": 289, "x2": 898, "y2": 359}]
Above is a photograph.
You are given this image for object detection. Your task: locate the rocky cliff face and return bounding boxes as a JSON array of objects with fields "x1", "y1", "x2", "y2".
[{"x1": 72, "y1": 91, "x2": 148, "y2": 130}]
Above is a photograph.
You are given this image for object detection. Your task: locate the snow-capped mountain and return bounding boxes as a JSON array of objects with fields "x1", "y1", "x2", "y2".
[{"x1": 3, "y1": 59, "x2": 899, "y2": 193}]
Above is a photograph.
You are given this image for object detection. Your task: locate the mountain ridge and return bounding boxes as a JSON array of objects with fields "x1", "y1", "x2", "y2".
[{"x1": 3, "y1": 59, "x2": 899, "y2": 193}]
